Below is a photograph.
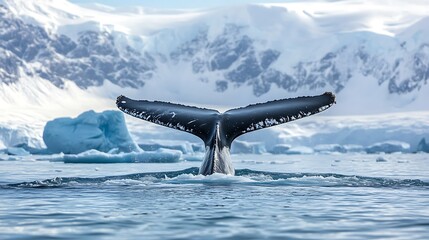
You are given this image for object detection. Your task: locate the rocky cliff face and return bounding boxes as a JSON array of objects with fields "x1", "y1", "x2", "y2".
[{"x1": 0, "y1": 5, "x2": 155, "y2": 89}]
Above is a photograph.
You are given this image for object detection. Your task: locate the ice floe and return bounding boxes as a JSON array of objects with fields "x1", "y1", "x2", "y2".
[
  {"x1": 62, "y1": 149, "x2": 182, "y2": 164},
  {"x1": 365, "y1": 141, "x2": 410, "y2": 154}
]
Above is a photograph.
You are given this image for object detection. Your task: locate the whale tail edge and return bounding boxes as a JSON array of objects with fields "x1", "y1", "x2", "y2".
[{"x1": 116, "y1": 92, "x2": 336, "y2": 145}]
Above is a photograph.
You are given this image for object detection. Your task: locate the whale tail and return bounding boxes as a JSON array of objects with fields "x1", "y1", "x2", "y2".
[
  {"x1": 116, "y1": 92, "x2": 335, "y2": 146},
  {"x1": 116, "y1": 96, "x2": 221, "y2": 144},
  {"x1": 117, "y1": 93, "x2": 335, "y2": 175}
]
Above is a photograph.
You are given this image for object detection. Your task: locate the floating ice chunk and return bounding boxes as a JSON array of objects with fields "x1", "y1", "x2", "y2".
[
  {"x1": 182, "y1": 153, "x2": 204, "y2": 162},
  {"x1": 284, "y1": 146, "x2": 314, "y2": 155},
  {"x1": 191, "y1": 143, "x2": 205, "y2": 153},
  {"x1": 138, "y1": 140, "x2": 194, "y2": 154},
  {"x1": 343, "y1": 144, "x2": 365, "y2": 153},
  {"x1": 6, "y1": 147, "x2": 30, "y2": 156},
  {"x1": 416, "y1": 138, "x2": 429, "y2": 153},
  {"x1": 231, "y1": 140, "x2": 266, "y2": 154},
  {"x1": 314, "y1": 144, "x2": 347, "y2": 154},
  {"x1": 43, "y1": 110, "x2": 140, "y2": 154},
  {"x1": 107, "y1": 148, "x2": 120, "y2": 154},
  {"x1": 63, "y1": 149, "x2": 182, "y2": 164},
  {"x1": 366, "y1": 141, "x2": 410, "y2": 154},
  {"x1": 135, "y1": 149, "x2": 182, "y2": 163},
  {"x1": 63, "y1": 150, "x2": 132, "y2": 163},
  {"x1": 0, "y1": 122, "x2": 46, "y2": 150},
  {"x1": 268, "y1": 144, "x2": 292, "y2": 154},
  {"x1": 12, "y1": 143, "x2": 50, "y2": 155}
]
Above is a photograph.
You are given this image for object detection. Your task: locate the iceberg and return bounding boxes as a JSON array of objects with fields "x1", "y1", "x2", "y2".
[
  {"x1": 191, "y1": 143, "x2": 205, "y2": 153},
  {"x1": 234, "y1": 112, "x2": 429, "y2": 154},
  {"x1": 376, "y1": 156, "x2": 388, "y2": 162},
  {"x1": 314, "y1": 144, "x2": 347, "y2": 154},
  {"x1": 12, "y1": 143, "x2": 50, "y2": 155},
  {"x1": 343, "y1": 144, "x2": 365, "y2": 153},
  {"x1": 182, "y1": 154, "x2": 204, "y2": 162},
  {"x1": 138, "y1": 140, "x2": 195, "y2": 154},
  {"x1": 231, "y1": 140, "x2": 266, "y2": 154},
  {"x1": 283, "y1": 146, "x2": 314, "y2": 155},
  {"x1": 365, "y1": 141, "x2": 410, "y2": 154},
  {"x1": 5, "y1": 147, "x2": 30, "y2": 156},
  {"x1": 0, "y1": 124, "x2": 44, "y2": 150},
  {"x1": 416, "y1": 138, "x2": 429, "y2": 153},
  {"x1": 43, "y1": 110, "x2": 140, "y2": 154},
  {"x1": 268, "y1": 144, "x2": 292, "y2": 154},
  {"x1": 142, "y1": 148, "x2": 182, "y2": 163}
]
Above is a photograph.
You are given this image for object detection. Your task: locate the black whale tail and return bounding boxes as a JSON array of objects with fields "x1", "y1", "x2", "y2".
[
  {"x1": 117, "y1": 93, "x2": 335, "y2": 175},
  {"x1": 116, "y1": 92, "x2": 336, "y2": 146},
  {"x1": 116, "y1": 96, "x2": 221, "y2": 144}
]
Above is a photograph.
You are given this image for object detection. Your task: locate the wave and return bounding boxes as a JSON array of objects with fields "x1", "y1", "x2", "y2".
[{"x1": 3, "y1": 168, "x2": 429, "y2": 189}]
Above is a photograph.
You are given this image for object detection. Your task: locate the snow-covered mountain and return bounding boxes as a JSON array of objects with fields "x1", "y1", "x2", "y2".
[
  {"x1": 1, "y1": 0, "x2": 429, "y2": 113},
  {"x1": 1, "y1": 0, "x2": 429, "y2": 150}
]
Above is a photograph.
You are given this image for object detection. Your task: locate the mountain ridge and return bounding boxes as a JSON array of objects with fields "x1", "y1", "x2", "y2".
[{"x1": 0, "y1": 0, "x2": 428, "y2": 113}]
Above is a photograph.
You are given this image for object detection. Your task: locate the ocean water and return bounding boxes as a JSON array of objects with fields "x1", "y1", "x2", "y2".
[{"x1": 0, "y1": 154, "x2": 428, "y2": 239}]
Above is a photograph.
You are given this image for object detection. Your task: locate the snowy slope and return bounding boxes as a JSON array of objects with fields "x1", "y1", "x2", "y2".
[{"x1": 1, "y1": 0, "x2": 429, "y2": 110}]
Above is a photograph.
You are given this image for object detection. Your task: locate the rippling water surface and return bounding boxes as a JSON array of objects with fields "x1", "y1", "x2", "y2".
[{"x1": 1, "y1": 154, "x2": 428, "y2": 239}]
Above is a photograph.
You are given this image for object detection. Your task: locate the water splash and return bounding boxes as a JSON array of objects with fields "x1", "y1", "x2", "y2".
[{"x1": 3, "y1": 167, "x2": 429, "y2": 189}]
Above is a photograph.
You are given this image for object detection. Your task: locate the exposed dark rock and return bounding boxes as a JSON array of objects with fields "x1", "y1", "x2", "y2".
[
  {"x1": 1, "y1": 3, "x2": 428, "y2": 98},
  {"x1": 0, "y1": 5, "x2": 155, "y2": 88}
]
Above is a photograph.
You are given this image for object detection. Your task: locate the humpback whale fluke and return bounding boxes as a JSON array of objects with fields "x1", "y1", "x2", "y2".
[{"x1": 116, "y1": 92, "x2": 335, "y2": 175}]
